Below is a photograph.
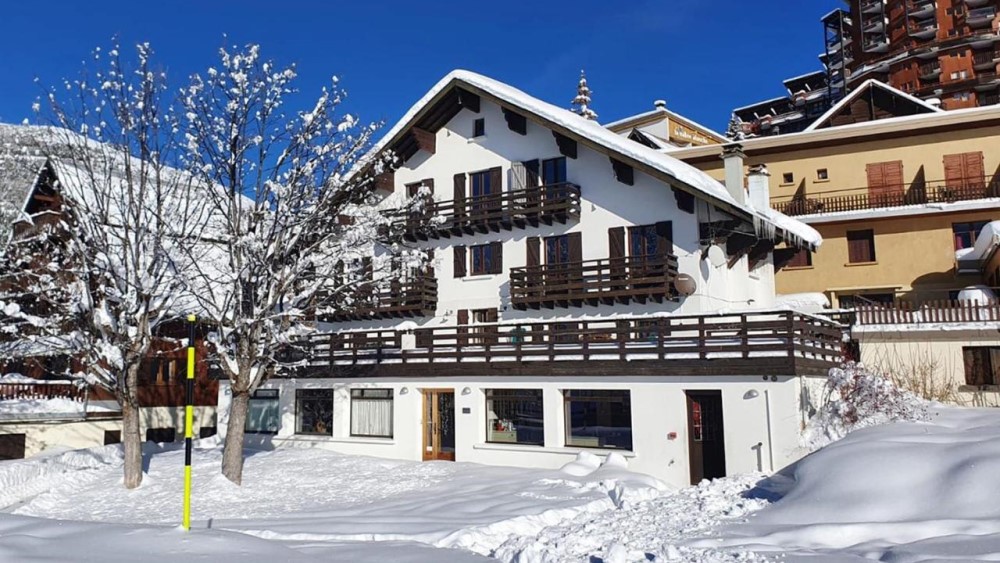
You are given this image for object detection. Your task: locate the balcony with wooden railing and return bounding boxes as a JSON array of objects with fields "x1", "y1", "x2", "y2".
[
  {"x1": 853, "y1": 299, "x2": 1000, "y2": 326},
  {"x1": 322, "y1": 276, "x2": 437, "y2": 322},
  {"x1": 392, "y1": 183, "x2": 581, "y2": 242},
  {"x1": 509, "y1": 254, "x2": 679, "y2": 310},
  {"x1": 287, "y1": 311, "x2": 845, "y2": 378},
  {"x1": 0, "y1": 381, "x2": 120, "y2": 421},
  {"x1": 773, "y1": 175, "x2": 1000, "y2": 217}
]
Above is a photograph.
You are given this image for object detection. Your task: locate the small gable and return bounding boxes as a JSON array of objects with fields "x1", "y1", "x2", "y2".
[{"x1": 807, "y1": 80, "x2": 940, "y2": 131}]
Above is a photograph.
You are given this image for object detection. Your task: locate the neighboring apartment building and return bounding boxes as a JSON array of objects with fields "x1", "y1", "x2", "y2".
[
  {"x1": 218, "y1": 71, "x2": 844, "y2": 487},
  {"x1": 671, "y1": 88, "x2": 1000, "y2": 405},
  {"x1": 845, "y1": 0, "x2": 1000, "y2": 110},
  {"x1": 0, "y1": 126, "x2": 219, "y2": 459}
]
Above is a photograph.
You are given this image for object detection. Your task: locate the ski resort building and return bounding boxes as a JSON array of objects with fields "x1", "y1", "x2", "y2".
[
  {"x1": 672, "y1": 88, "x2": 1000, "y2": 406},
  {"x1": 219, "y1": 71, "x2": 844, "y2": 486}
]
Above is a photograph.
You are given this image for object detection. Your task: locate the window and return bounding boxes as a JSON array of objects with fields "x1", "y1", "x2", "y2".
[
  {"x1": 246, "y1": 389, "x2": 280, "y2": 434},
  {"x1": 953, "y1": 221, "x2": 989, "y2": 250},
  {"x1": 817, "y1": 168, "x2": 829, "y2": 181},
  {"x1": 629, "y1": 224, "x2": 659, "y2": 258},
  {"x1": 546, "y1": 235, "x2": 572, "y2": 265},
  {"x1": 782, "y1": 172, "x2": 794, "y2": 184},
  {"x1": 563, "y1": 390, "x2": 632, "y2": 450},
  {"x1": 541, "y1": 157, "x2": 567, "y2": 185},
  {"x1": 963, "y1": 347, "x2": 1000, "y2": 386},
  {"x1": 141, "y1": 358, "x2": 180, "y2": 386},
  {"x1": 486, "y1": 389, "x2": 544, "y2": 445},
  {"x1": 145, "y1": 428, "x2": 176, "y2": 443},
  {"x1": 350, "y1": 388, "x2": 394, "y2": 438},
  {"x1": 786, "y1": 248, "x2": 812, "y2": 268},
  {"x1": 846, "y1": 229, "x2": 876, "y2": 263},
  {"x1": 470, "y1": 242, "x2": 502, "y2": 275},
  {"x1": 295, "y1": 389, "x2": 333, "y2": 435},
  {"x1": 472, "y1": 118, "x2": 485, "y2": 137},
  {"x1": 469, "y1": 170, "x2": 493, "y2": 199}
]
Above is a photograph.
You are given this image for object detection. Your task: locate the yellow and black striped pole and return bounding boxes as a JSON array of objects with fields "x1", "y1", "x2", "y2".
[{"x1": 182, "y1": 314, "x2": 196, "y2": 531}]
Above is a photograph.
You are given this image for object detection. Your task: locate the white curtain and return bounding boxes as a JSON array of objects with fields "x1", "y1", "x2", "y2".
[{"x1": 351, "y1": 398, "x2": 393, "y2": 437}]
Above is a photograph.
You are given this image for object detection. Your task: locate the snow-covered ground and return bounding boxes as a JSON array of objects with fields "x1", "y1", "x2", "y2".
[{"x1": 2, "y1": 404, "x2": 999, "y2": 562}]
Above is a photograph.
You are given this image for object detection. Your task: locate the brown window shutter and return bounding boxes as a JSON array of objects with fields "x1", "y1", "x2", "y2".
[
  {"x1": 846, "y1": 230, "x2": 874, "y2": 263},
  {"x1": 654, "y1": 221, "x2": 673, "y2": 256},
  {"x1": 489, "y1": 241, "x2": 503, "y2": 274},
  {"x1": 943, "y1": 154, "x2": 964, "y2": 188},
  {"x1": 866, "y1": 162, "x2": 885, "y2": 193},
  {"x1": 454, "y1": 173, "x2": 466, "y2": 217},
  {"x1": 965, "y1": 152, "x2": 985, "y2": 187},
  {"x1": 486, "y1": 308, "x2": 498, "y2": 322},
  {"x1": 526, "y1": 237, "x2": 540, "y2": 267},
  {"x1": 568, "y1": 232, "x2": 583, "y2": 263},
  {"x1": 422, "y1": 178, "x2": 435, "y2": 195},
  {"x1": 524, "y1": 160, "x2": 540, "y2": 187},
  {"x1": 609, "y1": 227, "x2": 625, "y2": 278},
  {"x1": 362, "y1": 257, "x2": 373, "y2": 278},
  {"x1": 454, "y1": 246, "x2": 467, "y2": 278},
  {"x1": 457, "y1": 309, "x2": 469, "y2": 325},
  {"x1": 488, "y1": 166, "x2": 503, "y2": 193},
  {"x1": 884, "y1": 161, "x2": 903, "y2": 193}
]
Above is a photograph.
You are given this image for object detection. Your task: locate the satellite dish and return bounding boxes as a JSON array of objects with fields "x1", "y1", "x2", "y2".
[{"x1": 706, "y1": 244, "x2": 727, "y2": 268}]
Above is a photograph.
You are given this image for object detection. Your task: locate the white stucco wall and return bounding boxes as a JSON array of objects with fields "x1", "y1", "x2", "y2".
[{"x1": 218, "y1": 376, "x2": 812, "y2": 486}]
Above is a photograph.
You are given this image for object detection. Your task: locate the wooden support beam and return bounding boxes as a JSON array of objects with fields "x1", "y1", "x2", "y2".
[
  {"x1": 747, "y1": 240, "x2": 775, "y2": 269},
  {"x1": 610, "y1": 158, "x2": 634, "y2": 186},
  {"x1": 672, "y1": 187, "x2": 695, "y2": 214},
  {"x1": 411, "y1": 127, "x2": 436, "y2": 155},
  {"x1": 552, "y1": 131, "x2": 577, "y2": 159},
  {"x1": 457, "y1": 89, "x2": 480, "y2": 113},
  {"x1": 502, "y1": 108, "x2": 527, "y2": 135}
]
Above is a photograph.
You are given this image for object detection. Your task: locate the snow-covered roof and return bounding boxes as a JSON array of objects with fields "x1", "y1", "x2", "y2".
[
  {"x1": 732, "y1": 97, "x2": 790, "y2": 114},
  {"x1": 373, "y1": 70, "x2": 821, "y2": 250},
  {"x1": 804, "y1": 79, "x2": 942, "y2": 132}
]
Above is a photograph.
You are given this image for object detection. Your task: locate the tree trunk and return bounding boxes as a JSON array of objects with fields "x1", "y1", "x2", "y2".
[
  {"x1": 122, "y1": 401, "x2": 143, "y2": 489},
  {"x1": 221, "y1": 389, "x2": 250, "y2": 485}
]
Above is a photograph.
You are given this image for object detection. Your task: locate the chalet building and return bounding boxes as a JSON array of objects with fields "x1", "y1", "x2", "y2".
[
  {"x1": 671, "y1": 87, "x2": 1000, "y2": 405},
  {"x1": 220, "y1": 71, "x2": 844, "y2": 486},
  {"x1": 0, "y1": 127, "x2": 218, "y2": 460},
  {"x1": 603, "y1": 100, "x2": 726, "y2": 149}
]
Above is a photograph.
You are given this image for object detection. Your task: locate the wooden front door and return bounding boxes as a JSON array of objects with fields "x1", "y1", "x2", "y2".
[
  {"x1": 422, "y1": 389, "x2": 456, "y2": 461},
  {"x1": 686, "y1": 391, "x2": 726, "y2": 484}
]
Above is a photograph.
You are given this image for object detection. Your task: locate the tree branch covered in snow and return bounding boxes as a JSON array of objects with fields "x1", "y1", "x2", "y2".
[{"x1": 176, "y1": 42, "x2": 421, "y2": 483}]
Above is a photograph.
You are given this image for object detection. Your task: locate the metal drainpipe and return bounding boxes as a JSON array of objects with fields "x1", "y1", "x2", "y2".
[{"x1": 764, "y1": 389, "x2": 775, "y2": 473}]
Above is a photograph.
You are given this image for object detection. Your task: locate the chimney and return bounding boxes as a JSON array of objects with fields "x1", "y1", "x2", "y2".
[
  {"x1": 653, "y1": 99, "x2": 667, "y2": 110},
  {"x1": 747, "y1": 164, "x2": 771, "y2": 210},
  {"x1": 720, "y1": 143, "x2": 747, "y2": 205}
]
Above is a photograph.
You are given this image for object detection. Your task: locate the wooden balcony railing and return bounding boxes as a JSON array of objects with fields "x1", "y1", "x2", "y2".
[
  {"x1": 854, "y1": 299, "x2": 1000, "y2": 325},
  {"x1": 322, "y1": 276, "x2": 437, "y2": 321},
  {"x1": 393, "y1": 183, "x2": 581, "y2": 241},
  {"x1": 509, "y1": 254, "x2": 679, "y2": 310},
  {"x1": 773, "y1": 175, "x2": 1000, "y2": 216},
  {"x1": 289, "y1": 311, "x2": 844, "y2": 377}
]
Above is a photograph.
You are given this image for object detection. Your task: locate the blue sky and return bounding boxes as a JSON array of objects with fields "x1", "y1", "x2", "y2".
[{"x1": 0, "y1": 1, "x2": 836, "y2": 134}]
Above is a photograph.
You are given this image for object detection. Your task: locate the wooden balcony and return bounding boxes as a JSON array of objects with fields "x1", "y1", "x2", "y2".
[
  {"x1": 322, "y1": 276, "x2": 437, "y2": 322},
  {"x1": 509, "y1": 254, "x2": 679, "y2": 310},
  {"x1": 287, "y1": 312, "x2": 844, "y2": 378},
  {"x1": 393, "y1": 183, "x2": 581, "y2": 242},
  {"x1": 773, "y1": 175, "x2": 1000, "y2": 216},
  {"x1": 854, "y1": 299, "x2": 1000, "y2": 326}
]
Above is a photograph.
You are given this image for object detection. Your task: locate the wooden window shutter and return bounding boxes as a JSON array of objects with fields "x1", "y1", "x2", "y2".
[
  {"x1": 456, "y1": 309, "x2": 469, "y2": 346},
  {"x1": 526, "y1": 237, "x2": 540, "y2": 267},
  {"x1": 489, "y1": 241, "x2": 503, "y2": 274},
  {"x1": 943, "y1": 154, "x2": 964, "y2": 188},
  {"x1": 524, "y1": 159, "x2": 540, "y2": 187},
  {"x1": 846, "y1": 230, "x2": 875, "y2": 263},
  {"x1": 457, "y1": 309, "x2": 469, "y2": 324},
  {"x1": 486, "y1": 308, "x2": 498, "y2": 322},
  {"x1": 568, "y1": 232, "x2": 583, "y2": 263},
  {"x1": 488, "y1": 166, "x2": 503, "y2": 193},
  {"x1": 654, "y1": 221, "x2": 673, "y2": 257},
  {"x1": 944, "y1": 152, "x2": 985, "y2": 189},
  {"x1": 454, "y1": 246, "x2": 467, "y2": 278},
  {"x1": 609, "y1": 227, "x2": 625, "y2": 278},
  {"x1": 361, "y1": 257, "x2": 373, "y2": 278},
  {"x1": 866, "y1": 162, "x2": 886, "y2": 194},
  {"x1": 454, "y1": 173, "x2": 466, "y2": 218},
  {"x1": 422, "y1": 178, "x2": 435, "y2": 195},
  {"x1": 965, "y1": 152, "x2": 985, "y2": 188}
]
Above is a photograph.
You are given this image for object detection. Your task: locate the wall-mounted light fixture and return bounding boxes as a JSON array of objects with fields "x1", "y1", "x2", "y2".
[
  {"x1": 461, "y1": 387, "x2": 472, "y2": 395},
  {"x1": 399, "y1": 387, "x2": 409, "y2": 395},
  {"x1": 743, "y1": 389, "x2": 759, "y2": 400}
]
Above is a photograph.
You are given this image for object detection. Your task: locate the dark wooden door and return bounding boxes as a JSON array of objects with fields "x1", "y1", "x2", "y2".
[
  {"x1": 0, "y1": 433, "x2": 26, "y2": 460},
  {"x1": 686, "y1": 391, "x2": 726, "y2": 484},
  {"x1": 423, "y1": 389, "x2": 456, "y2": 461}
]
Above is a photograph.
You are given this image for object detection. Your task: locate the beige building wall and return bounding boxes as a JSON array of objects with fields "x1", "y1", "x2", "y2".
[{"x1": 856, "y1": 328, "x2": 1000, "y2": 407}]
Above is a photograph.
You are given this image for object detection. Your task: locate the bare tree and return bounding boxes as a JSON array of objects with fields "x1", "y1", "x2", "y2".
[
  {"x1": 5, "y1": 42, "x2": 210, "y2": 488},
  {"x1": 178, "y1": 43, "x2": 420, "y2": 484}
]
